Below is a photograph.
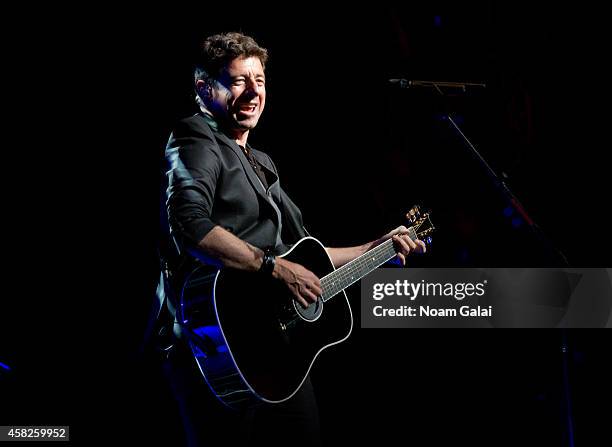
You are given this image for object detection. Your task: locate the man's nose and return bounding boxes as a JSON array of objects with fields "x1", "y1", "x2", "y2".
[{"x1": 245, "y1": 77, "x2": 261, "y2": 95}]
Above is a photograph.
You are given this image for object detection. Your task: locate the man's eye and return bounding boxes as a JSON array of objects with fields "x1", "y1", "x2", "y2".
[{"x1": 233, "y1": 80, "x2": 245, "y2": 86}]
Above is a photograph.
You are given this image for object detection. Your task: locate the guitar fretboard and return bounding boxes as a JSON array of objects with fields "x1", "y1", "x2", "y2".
[{"x1": 320, "y1": 227, "x2": 417, "y2": 301}]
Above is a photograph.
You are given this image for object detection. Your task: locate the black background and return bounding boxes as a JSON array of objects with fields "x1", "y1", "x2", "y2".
[{"x1": 2, "y1": 3, "x2": 611, "y2": 446}]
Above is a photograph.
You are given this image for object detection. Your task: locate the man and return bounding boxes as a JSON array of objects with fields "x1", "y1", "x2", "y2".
[{"x1": 162, "y1": 31, "x2": 425, "y2": 446}]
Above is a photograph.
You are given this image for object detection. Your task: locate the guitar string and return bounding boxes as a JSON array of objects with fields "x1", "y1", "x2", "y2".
[
  {"x1": 321, "y1": 238, "x2": 396, "y2": 301},
  {"x1": 319, "y1": 225, "x2": 424, "y2": 301}
]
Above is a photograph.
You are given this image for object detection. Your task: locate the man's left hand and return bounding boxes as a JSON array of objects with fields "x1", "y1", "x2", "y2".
[{"x1": 382, "y1": 226, "x2": 426, "y2": 266}]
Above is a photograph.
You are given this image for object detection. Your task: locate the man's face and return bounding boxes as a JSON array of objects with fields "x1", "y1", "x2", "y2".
[{"x1": 202, "y1": 56, "x2": 266, "y2": 131}]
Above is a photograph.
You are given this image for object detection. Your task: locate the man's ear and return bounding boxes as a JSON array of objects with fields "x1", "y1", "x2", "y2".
[{"x1": 195, "y1": 80, "x2": 211, "y2": 100}]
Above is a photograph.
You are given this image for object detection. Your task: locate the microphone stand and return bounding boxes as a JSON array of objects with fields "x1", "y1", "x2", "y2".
[
  {"x1": 392, "y1": 79, "x2": 569, "y2": 266},
  {"x1": 395, "y1": 80, "x2": 577, "y2": 446}
]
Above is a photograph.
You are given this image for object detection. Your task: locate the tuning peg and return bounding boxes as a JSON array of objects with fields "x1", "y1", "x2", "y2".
[
  {"x1": 425, "y1": 236, "x2": 432, "y2": 245},
  {"x1": 406, "y1": 210, "x2": 415, "y2": 223},
  {"x1": 407, "y1": 206, "x2": 421, "y2": 222}
]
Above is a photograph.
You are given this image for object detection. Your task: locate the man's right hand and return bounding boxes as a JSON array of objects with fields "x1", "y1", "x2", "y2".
[{"x1": 272, "y1": 258, "x2": 322, "y2": 309}]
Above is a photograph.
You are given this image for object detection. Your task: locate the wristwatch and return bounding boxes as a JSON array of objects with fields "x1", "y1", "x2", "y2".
[{"x1": 260, "y1": 249, "x2": 276, "y2": 275}]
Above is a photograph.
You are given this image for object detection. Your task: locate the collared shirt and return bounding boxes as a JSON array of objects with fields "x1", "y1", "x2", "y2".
[{"x1": 239, "y1": 144, "x2": 269, "y2": 190}]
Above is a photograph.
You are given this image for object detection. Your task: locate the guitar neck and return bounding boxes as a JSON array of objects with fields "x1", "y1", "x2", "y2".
[{"x1": 321, "y1": 226, "x2": 417, "y2": 302}]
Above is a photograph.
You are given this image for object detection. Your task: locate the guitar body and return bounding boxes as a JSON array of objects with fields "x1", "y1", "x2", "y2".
[{"x1": 178, "y1": 237, "x2": 353, "y2": 410}]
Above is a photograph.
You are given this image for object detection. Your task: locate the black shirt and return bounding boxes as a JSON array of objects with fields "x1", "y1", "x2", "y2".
[{"x1": 240, "y1": 144, "x2": 269, "y2": 190}]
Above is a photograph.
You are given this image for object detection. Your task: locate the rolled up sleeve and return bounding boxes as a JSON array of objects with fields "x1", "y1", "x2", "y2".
[{"x1": 165, "y1": 121, "x2": 221, "y2": 248}]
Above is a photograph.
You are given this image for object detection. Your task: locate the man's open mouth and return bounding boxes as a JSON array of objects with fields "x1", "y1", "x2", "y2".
[{"x1": 237, "y1": 104, "x2": 257, "y2": 113}]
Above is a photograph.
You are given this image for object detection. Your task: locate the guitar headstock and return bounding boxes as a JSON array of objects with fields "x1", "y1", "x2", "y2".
[{"x1": 406, "y1": 205, "x2": 435, "y2": 245}]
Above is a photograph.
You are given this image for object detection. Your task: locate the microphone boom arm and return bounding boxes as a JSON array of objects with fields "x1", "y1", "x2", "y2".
[{"x1": 389, "y1": 79, "x2": 487, "y2": 92}]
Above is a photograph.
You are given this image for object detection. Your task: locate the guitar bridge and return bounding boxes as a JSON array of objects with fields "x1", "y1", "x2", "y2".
[{"x1": 278, "y1": 317, "x2": 298, "y2": 332}]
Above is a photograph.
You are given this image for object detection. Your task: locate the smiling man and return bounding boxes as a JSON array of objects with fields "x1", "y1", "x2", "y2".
[
  {"x1": 161, "y1": 32, "x2": 425, "y2": 446},
  {"x1": 195, "y1": 52, "x2": 266, "y2": 144}
]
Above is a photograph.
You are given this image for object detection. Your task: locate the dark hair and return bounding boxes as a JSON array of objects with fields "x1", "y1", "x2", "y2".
[{"x1": 194, "y1": 32, "x2": 268, "y2": 83}]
